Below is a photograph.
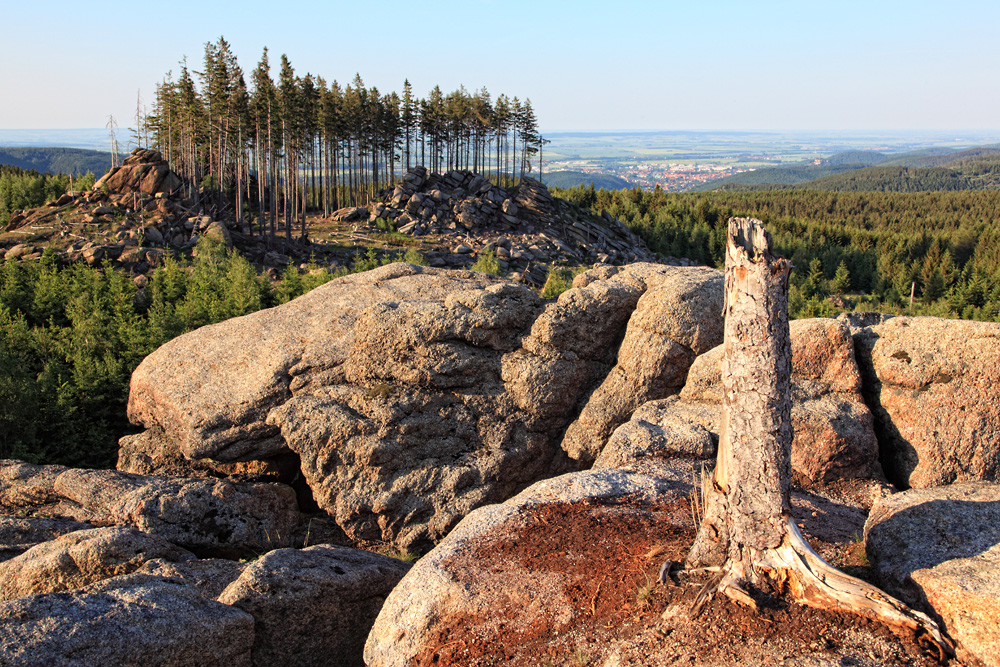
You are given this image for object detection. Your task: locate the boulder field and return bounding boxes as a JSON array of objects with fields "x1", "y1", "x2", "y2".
[{"x1": 2, "y1": 262, "x2": 999, "y2": 665}]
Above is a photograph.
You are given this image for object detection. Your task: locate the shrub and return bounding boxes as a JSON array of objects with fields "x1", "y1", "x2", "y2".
[
  {"x1": 469, "y1": 248, "x2": 500, "y2": 276},
  {"x1": 540, "y1": 267, "x2": 573, "y2": 299}
]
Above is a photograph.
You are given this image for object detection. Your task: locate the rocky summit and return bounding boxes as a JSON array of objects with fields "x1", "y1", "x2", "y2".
[
  {"x1": 125, "y1": 262, "x2": 724, "y2": 550},
  {"x1": 2, "y1": 156, "x2": 681, "y2": 293},
  {"x1": 2, "y1": 244, "x2": 1000, "y2": 664}
]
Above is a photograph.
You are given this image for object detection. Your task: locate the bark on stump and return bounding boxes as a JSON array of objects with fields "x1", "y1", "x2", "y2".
[{"x1": 678, "y1": 217, "x2": 950, "y2": 657}]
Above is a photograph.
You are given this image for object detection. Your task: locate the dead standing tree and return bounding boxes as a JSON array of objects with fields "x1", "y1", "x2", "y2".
[{"x1": 676, "y1": 217, "x2": 951, "y2": 657}]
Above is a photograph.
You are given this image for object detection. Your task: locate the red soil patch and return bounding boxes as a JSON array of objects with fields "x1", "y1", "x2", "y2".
[{"x1": 411, "y1": 495, "x2": 952, "y2": 667}]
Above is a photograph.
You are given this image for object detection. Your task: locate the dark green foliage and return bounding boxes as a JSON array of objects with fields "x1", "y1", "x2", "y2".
[
  {"x1": 800, "y1": 166, "x2": 973, "y2": 192},
  {"x1": 552, "y1": 185, "x2": 1000, "y2": 321},
  {"x1": 540, "y1": 267, "x2": 573, "y2": 299},
  {"x1": 0, "y1": 166, "x2": 95, "y2": 227},
  {"x1": 831, "y1": 260, "x2": 852, "y2": 295},
  {"x1": 0, "y1": 147, "x2": 118, "y2": 177},
  {"x1": 703, "y1": 145, "x2": 1000, "y2": 193},
  {"x1": 0, "y1": 237, "x2": 344, "y2": 468},
  {"x1": 541, "y1": 171, "x2": 630, "y2": 190},
  {"x1": 469, "y1": 248, "x2": 500, "y2": 276}
]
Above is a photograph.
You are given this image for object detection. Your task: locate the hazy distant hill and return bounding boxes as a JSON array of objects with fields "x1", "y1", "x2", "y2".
[
  {"x1": 542, "y1": 170, "x2": 630, "y2": 190},
  {"x1": 822, "y1": 150, "x2": 888, "y2": 166},
  {"x1": 0, "y1": 147, "x2": 117, "y2": 176},
  {"x1": 703, "y1": 145, "x2": 1000, "y2": 192},
  {"x1": 881, "y1": 145, "x2": 1000, "y2": 168},
  {"x1": 701, "y1": 163, "x2": 863, "y2": 189},
  {"x1": 799, "y1": 166, "x2": 971, "y2": 192}
]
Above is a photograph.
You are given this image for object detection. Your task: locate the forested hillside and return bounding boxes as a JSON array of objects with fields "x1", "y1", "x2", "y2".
[
  {"x1": 706, "y1": 147, "x2": 1000, "y2": 192},
  {"x1": 0, "y1": 166, "x2": 95, "y2": 226},
  {"x1": 0, "y1": 147, "x2": 117, "y2": 177},
  {"x1": 542, "y1": 170, "x2": 630, "y2": 190},
  {"x1": 554, "y1": 184, "x2": 1000, "y2": 321},
  {"x1": 0, "y1": 237, "x2": 388, "y2": 467}
]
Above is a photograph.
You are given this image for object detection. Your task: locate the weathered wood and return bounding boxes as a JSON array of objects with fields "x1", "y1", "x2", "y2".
[{"x1": 681, "y1": 217, "x2": 951, "y2": 656}]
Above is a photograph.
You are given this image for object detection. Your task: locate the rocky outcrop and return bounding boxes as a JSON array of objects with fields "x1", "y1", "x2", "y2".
[
  {"x1": 607, "y1": 318, "x2": 884, "y2": 492},
  {"x1": 218, "y1": 546, "x2": 411, "y2": 667},
  {"x1": 0, "y1": 455, "x2": 415, "y2": 666},
  {"x1": 0, "y1": 575, "x2": 255, "y2": 666},
  {"x1": 364, "y1": 167, "x2": 684, "y2": 286},
  {"x1": 852, "y1": 316, "x2": 1000, "y2": 488},
  {"x1": 0, "y1": 516, "x2": 92, "y2": 563},
  {"x1": 559, "y1": 265, "x2": 724, "y2": 463},
  {"x1": 0, "y1": 526, "x2": 195, "y2": 601},
  {"x1": 865, "y1": 482, "x2": 1000, "y2": 667},
  {"x1": 93, "y1": 148, "x2": 183, "y2": 197},
  {"x1": 0, "y1": 461, "x2": 300, "y2": 556},
  {"x1": 126, "y1": 262, "x2": 723, "y2": 549}
]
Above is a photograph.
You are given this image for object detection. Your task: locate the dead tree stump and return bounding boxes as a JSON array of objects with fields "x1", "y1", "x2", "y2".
[{"x1": 681, "y1": 217, "x2": 950, "y2": 657}]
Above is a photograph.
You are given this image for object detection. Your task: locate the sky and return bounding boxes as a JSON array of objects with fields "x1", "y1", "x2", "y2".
[{"x1": 2, "y1": 0, "x2": 999, "y2": 133}]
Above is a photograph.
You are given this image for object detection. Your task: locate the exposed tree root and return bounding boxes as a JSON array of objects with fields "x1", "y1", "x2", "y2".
[{"x1": 690, "y1": 517, "x2": 954, "y2": 661}]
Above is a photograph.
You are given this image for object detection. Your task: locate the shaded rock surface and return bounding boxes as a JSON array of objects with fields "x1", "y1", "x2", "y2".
[
  {"x1": 595, "y1": 396, "x2": 719, "y2": 470},
  {"x1": 607, "y1": 318, "x2": 884, "y2": 492},
  {"x1": 0, "y1": 516, "x2": 92, "y2": 563},
  {"x1": 559, "y1": 265, "x2": 724, "y2": 463},
  {"x1": 118, "y1": 426, "x2": 303, "y2": 486},
  {"x1": 0, "y1": 460, "x2": 67, "y2": 510},
  {"x1": 0, "y1": 575, "x2": 254, "y2": 667},
  {"x1": 853, "y1": 316, "x2": 1000, "y2": 488},
  {"x1": 218, "y1": 545, "x2": 411, "y2": 667},
  {"x1": 137, "y1": 557, "x2": 247, "y2": 599},
  {"x1": 0, "y1": 461, "x2": 300, "y2": 556},
  {"x1": 865, "y1": 482, "x2": 1000, "y2": 667},
  {"x1": 0, "y1": 526, "x2": 194, "y2": 602}
]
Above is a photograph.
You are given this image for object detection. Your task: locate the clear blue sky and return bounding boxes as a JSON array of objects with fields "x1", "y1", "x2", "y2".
[{"x1": 2, "y1": 0, "x2": 998, "y2": 132}]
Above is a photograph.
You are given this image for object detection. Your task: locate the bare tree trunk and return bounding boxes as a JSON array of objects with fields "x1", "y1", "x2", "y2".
[{"x1": 681, "y1": 217, "x2": 951, "y2": 658}]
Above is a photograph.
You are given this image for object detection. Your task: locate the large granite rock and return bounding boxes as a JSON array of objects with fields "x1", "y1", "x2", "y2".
[
  {"x1": 51, "y1": 468, "x2": 299, "y2": 554},
  {"x1": 865, "y1": 482, "x2": 1000, "y2": 667},
  {"x1": 128, "y1": 263, "x2": 723, "y2": 549},
  {"x1": 559, "y1": 265, "x2": 723, "y2": 463},
  {"x1": 218, "y1": 545, "x2": 411, "y2": 667},
  {"x1": 619, "y1": 318, "x2": 884, "y2": 490},
  {"x1": 0, "y1": 526, "x2": 194, "y2": 602},
  {"x1": 853, "y1": 316, "x2": 1000, "y2": 488},
  {"x1": 93, "y1": 148, "x2": 182, "y2": 196},
  {"x1": 127, "y1": 264, "x2": 509, "y2": 463},
  {"x1": 0, "y1": 575, "x2": 254, "y2": 666}
]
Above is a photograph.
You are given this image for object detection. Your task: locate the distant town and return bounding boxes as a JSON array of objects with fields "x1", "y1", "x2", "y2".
[{"x1": 545, "y1": 161, "x2": 750, "y2": 191}]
